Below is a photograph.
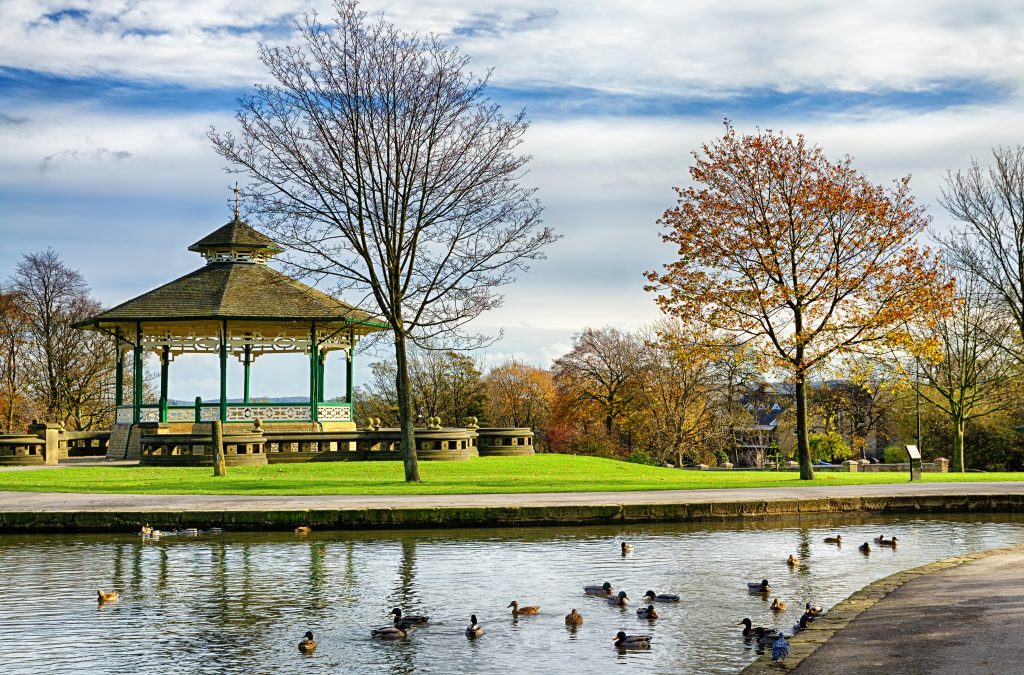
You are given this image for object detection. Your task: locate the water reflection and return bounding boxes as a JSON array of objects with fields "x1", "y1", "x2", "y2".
[{"x1": 0, "y1": 512, "x2": 1021, "y2": 674}]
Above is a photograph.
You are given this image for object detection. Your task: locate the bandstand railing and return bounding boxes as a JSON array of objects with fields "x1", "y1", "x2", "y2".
[{"x1": 116, "y1": 400, "x2": 352, "y2": 424}]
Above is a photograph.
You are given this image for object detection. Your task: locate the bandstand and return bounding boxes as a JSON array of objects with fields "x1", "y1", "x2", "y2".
[{"x1": 74, "y1": 214, "x2": 389, "y2": 460}]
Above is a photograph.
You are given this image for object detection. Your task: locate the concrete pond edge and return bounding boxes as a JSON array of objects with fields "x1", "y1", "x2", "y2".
[
  {"x1": 738, "y1": 542, "x2": 1024, "y2": 674},
  {"x1": 0, "y1": 492, "x2": 1022, "y2": 532}
]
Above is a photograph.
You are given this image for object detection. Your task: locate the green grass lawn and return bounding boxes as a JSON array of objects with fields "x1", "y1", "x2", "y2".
[{"x1": 0, "y1": 455, "x2": 1020, "y2": 495}]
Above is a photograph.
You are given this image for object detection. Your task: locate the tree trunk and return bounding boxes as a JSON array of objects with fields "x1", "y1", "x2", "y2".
[
  {"x1": 952, "y1": 416, "x2": 965, "y2": 473},
  {"x1": 394, "y1": 332, "x2": 421, "y2": 482},
  {"x1": 795, "y1": 376, "x2": 814, "y2": 480}
]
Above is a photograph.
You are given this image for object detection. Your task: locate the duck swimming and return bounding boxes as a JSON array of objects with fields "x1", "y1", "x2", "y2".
[
  {"x1": 823, "y1": 535, "x2": 843, "y2": 544},
  {"x1": 585, "y1": 581, "x2": 614, "y2": 596},
  {"x1": 644, "y1": 590, "x2": 680, "y2": 603},
  {"x1": 859, "y1": 542, "x2": 871, "y2": 553},
  {"x1": 607, "y1": 591, "x2": 629, "y2": 607},
  {"x1": 465, "y1": 614, "x2": 484, "y2": 638},
  {"x1": 786, "y1": 555, "x2": 799, "y2": 566},
  {"x1": 97, "y1": 589, "x2": 119, "y2": 604},
  {"x1": 372, "y1": 622, "x2": 411, "y2": 639},
  {"x1": 298, "y1": 631, "x2": 317, "y2": 653},
  {"x1": 613, "y1": 631, "x2": 652, "y2": 649},
  {"x1": 621, "y1": 542, "x2": 634, "y2": 555},
  {"x1": 879, "y1": 536, "x2": 899, "y2": 548},
  {"x1": 748, "y1": 579, "x2": 771, "y2": 593},
  {"x1": 770, "y1": 598, "x2": 786, "y2": 612},
  {"x1": 508, "y1": 600, "x2": 540, "y2": 616},
  {"x1": 738, "y1": 618, "x2": 781, "y2": 642},
  {"x1": 294, "y1": 526, "x2": 312, "y2": 535},
  {"x1": 391, "y1": 608, "x2": 429, "y2": 625},
  {"x1": 636, "y1": 605, "x2": 659, "y2": 619},
  {"x1": 565, "y1": 608, "x2": 584, "y2": 626}
]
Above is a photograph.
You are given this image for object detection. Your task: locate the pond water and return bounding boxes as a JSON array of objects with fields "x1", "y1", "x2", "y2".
[{"x1": 2, "y1": 513, "x2": 1023, "y2": 674}]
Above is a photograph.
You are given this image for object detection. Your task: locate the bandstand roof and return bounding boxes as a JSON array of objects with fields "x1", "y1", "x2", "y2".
[{"x1": 74, "y1": 218, "x2": 389, "y2": 340}]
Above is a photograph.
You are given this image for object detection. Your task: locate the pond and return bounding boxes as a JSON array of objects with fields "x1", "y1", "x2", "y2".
[{"x1": 2, "y1": 512, "x2": 1022, "y2": 674}]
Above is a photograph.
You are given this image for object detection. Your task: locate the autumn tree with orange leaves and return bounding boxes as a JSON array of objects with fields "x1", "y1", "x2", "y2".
[{"x1": 646, "y1": 124, "x2": 954, "y2": 479}]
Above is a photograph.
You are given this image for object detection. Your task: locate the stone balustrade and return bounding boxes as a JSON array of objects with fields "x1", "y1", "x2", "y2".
[
  {"x1": 0, "y1": 426, "x2": 112, "y2": 465},
  {"x1": 138, "y1": 423, "x2": 267, "y2": 466},
  {"x1": 476, "y1": 428, "x2": 536, "y2": 457}
]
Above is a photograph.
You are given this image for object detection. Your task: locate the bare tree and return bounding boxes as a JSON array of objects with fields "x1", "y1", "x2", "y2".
[
  {"x1": 907, "y1": 270, "x2": 1020, "y2": 471},
  {"x1": 940, "y1": 146, "x2": 1024, "y2": 359},
  {"x1": 209, "y1": 1, "x2": 554, "y2": 481},
  {"x1": 9, "y1": 250, "x2": 115, "y2": 430}
]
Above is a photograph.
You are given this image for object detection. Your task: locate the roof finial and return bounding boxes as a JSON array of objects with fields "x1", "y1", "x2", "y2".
[{"x1": 233, "y1": 182, "x2": 240, "y2": 221}]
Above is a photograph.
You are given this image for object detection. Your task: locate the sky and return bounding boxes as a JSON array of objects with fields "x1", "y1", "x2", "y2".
[{"x1": 2, "y1": 0, "x2": 1023, "y2": 401}]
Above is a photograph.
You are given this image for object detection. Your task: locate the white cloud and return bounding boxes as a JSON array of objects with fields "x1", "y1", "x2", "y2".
[{"x1": 1, "y1": 1, "x2": 1021, "y2": 96}]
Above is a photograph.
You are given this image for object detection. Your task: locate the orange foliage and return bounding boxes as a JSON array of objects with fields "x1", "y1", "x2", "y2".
[{"x1": 645, "y1": 122, "x2": 954, "y2": 374}]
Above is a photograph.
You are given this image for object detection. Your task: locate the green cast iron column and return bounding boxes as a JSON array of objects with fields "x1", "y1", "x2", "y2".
[
  {"x1": 243, "y1": 344, "x2": 252, "y2": 404},
  {"x1": 114, "y1": 329, "x2": 124, "y2": 408},
  {"x1": 345, "y1": 328, "x2": 355, "y2": 405},
  {"x1": 132, "y1": 322, "x2": 142, "y2": 424},
  {"x1": 219, "y1": 321, "x2": 228, "y2": 423},
  {"x1": 309, "y1": 324, "x2": 319, "y2": 422},
  {"x1": 159, "y1": 346, "x2": 169, "y2": 423},
  {"x1": 317, "y1": 353, "x2": 325, "y2": 405}
]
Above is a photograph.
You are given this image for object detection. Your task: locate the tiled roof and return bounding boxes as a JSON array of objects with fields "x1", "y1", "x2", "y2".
[
  {"x1": 76, "y1": 262, "x2": 386, "y2": 326},
  {"x1": 188, "y1": 219, "x2": 284, "y2": 253}
]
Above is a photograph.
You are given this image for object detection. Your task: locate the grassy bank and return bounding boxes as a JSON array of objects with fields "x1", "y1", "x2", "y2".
[{"x1": 0, "y1": 455, "x2": 1020, "y2": 495}]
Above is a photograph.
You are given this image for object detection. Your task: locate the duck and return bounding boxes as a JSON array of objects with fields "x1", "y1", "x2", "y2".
[
  {"x1": 873, "y1": 534, "x2": 887, "y2": 544},
  {"x1": 294, "y1": 526, "x2": 312, "y2": 535},
  {"x1": 508, "y1": 600, "x2": 541, "y2": 616},
  {"x1": 859, "y1": 542, "x2": 871, "y2": 553},
  {"x1": 748, "y1": 579, "x2": 771, "y2": 593},
  {"x1": 636, "y1": 604, "x2": 659, "y2": 619},
  {"x1": 607, "y1": 591, "x2": 629, "y2": 607},
  {"x1": 565, "y1": 608, "x2": 584, "y2": 626},
  {"x1": 465, "y1": 614, "x2": 484, "y2": 638},
  {"x1": 644, "y1": 590, "x2": 680, "y2": 603},
  {"x1": 97, "y1": 589, "x2": 119, "y2": 604},
  {"x1": 879, "y1": 536, "x2": 899, "y2": 548},
  {"x1": 298, "y1": 631, "x2": 317, "y2": 653},
  {"x1": 805, "y1": 602, "x2": 824, "y2": 617},
  {"x1": 770, "y1": 598, "x2": 786, "y2": 612},
  {"x1": 372, "y1": 621, "x2": 410, "y2": 639},
  {"x1": 621, "y1": 542, "x2": 634, "y2": 555},
  {"x1": 391, "y1": 607, "x2": 429, "y2": 625},
  {"x1": 613, "y1": 631, "x2": 652, "y2": 649},
  {"x1": 786, "y1": 554, "x2": 799, "y2": 567},
  {"x1": 139, "y1": 524, "x2": 152, "y2": 536},
  {"x1": 585, "y1": 581, "x2": 615, "y2": 596},
  {"x1": 823, "y1": 535, "x2": 843, "y2": 544},
  {"x1": 792, "y1": 613, "x2": 811, "y2": 634},
  {"x1": 739, "y1": 618, "x2": 781, "y2": 643}
]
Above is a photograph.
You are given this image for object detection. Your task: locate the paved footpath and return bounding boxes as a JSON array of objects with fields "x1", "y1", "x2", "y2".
[
  {"x1": 791, "y1": 546, "x2": 1024, "y2": 675},
  {"x1": 0, "y1": 480, "x2": 1021, "y2": 512}
]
